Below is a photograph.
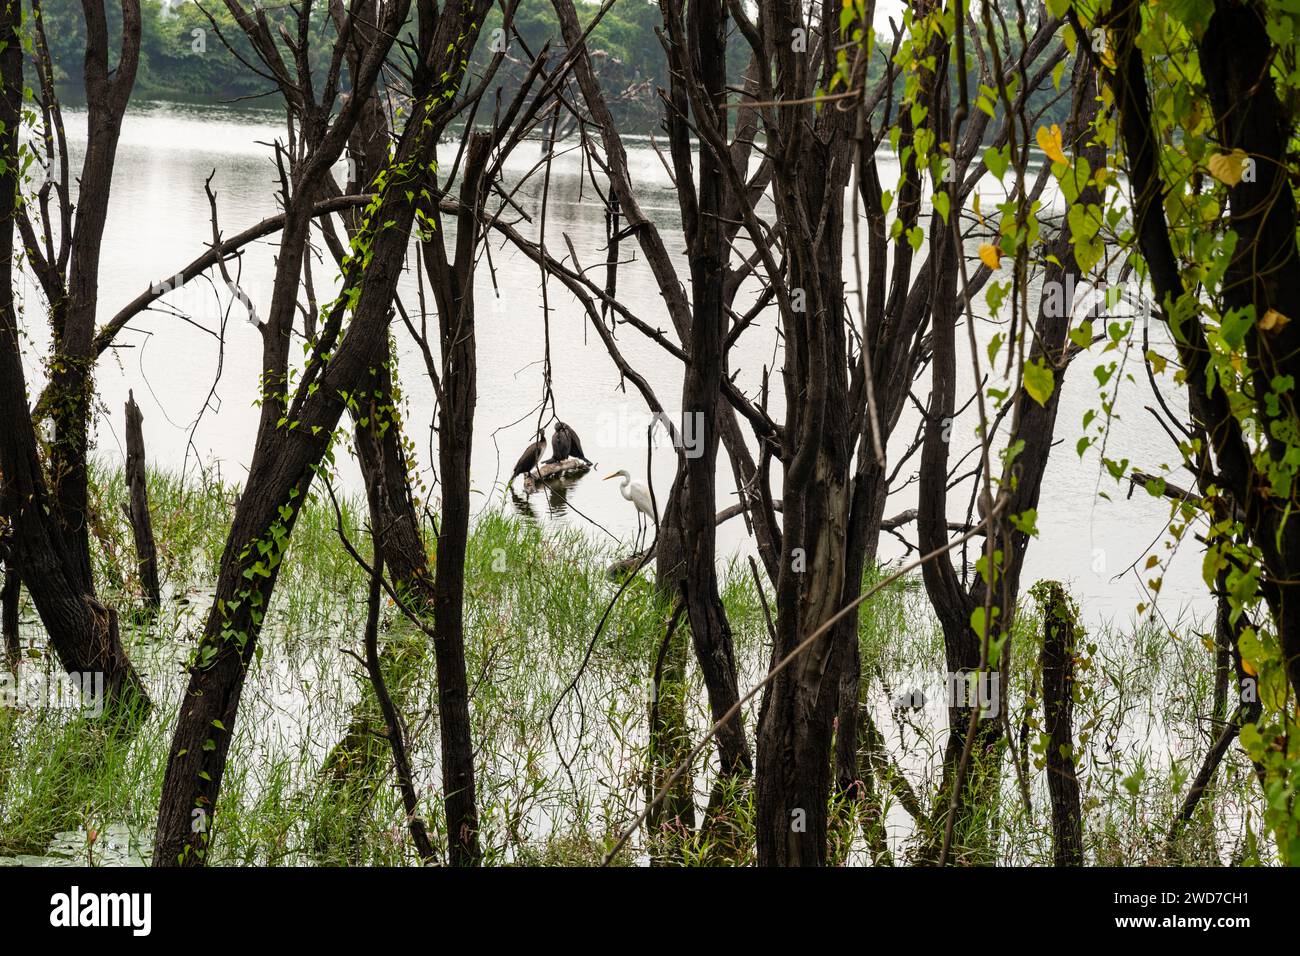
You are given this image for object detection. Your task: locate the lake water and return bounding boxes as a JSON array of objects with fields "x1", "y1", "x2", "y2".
[{"x1": 15, "y1": 99, "x2": 1211, "y2": 627}]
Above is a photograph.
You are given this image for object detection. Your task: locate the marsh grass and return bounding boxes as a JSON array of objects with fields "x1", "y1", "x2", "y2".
[{"x1": 0, "y1": 465, "x2": 1272, "y2": 865}]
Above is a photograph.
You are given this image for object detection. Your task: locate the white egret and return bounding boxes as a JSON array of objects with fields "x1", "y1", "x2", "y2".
[{"x1": 604, "y1": 469, "x2": 655, "y2": 549}]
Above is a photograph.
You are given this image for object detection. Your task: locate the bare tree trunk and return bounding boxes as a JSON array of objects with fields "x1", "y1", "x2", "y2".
[
  {"x1": 1212, "y1": 589, "x2": 1232, "y2": 725},
  {"x1": 748, "y1": 0, "x2": 856, "y2": 867},
  {"x1": 43, "y1": 0, "x2": 142, "y2": 593},
  {"x1": 315, "y1": 28, "x2": 439, "y2": 844},
  {"x1": 358, "y1": 548, "x2": 436, "y2": 863},
  {"x1": 914, "y1": 203, "x2": 995, "y2": 862},
  {"x1": 0, "y1": 0, "x2": 147, "y2": 717},
  {"x1": 834, "y1": 461, "x2": 889, "y2": 796},
  {"x1": 675, "y1": 0, "x2": 751, "y2": 785},
  {"x1": 124, "y1": 391, "x2": 160, "y2": 610},
  {"x1": 2, "y1": 563, "x2": 19, "y2": 669},
  {"x1": 153, "y1": 5, "x2": 472, "y2": 861},
  {"x1": 420, "y1": 131, "x2": 494, "y2": 867},
  {"x1": 914, "y1": 51, "x2": 1101, "y2": 863},
  {"x1": 646, "y1": 599, "x2": 696, "y2": 858},
  {"x1": 1038, "y1": 582, "x2": 1083, "y2": 866}
]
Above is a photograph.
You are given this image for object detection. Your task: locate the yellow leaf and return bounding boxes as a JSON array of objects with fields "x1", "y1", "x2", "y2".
[
  {"x1": 1260, "y1": 308, "x2": 1291, "y2": 333},
  {"x1": 979, "y1": 243, "x2": 1002, "y2": 269},
  {"x1": 1036, "y1": 123, "x2": 1068, "y2": 165},
  {"x1": 1242, "y1": 657, "x2": 1257, "y2": 677},
  {"x1": 1207, "y1": 149, "x2": 1249, "y2": 186},
  {"x1": 1093, "y1": 30, "x2": 1117, "y2": 71}
]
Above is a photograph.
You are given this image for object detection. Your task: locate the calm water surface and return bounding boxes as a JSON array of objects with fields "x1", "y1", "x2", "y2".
[{"x1": 16, "y1": 99, "x2": 1210, "y2": 626}]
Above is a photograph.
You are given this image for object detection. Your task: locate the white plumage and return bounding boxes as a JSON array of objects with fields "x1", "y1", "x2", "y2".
[{"x1": 604, "y1": 469, "x2": 655, "y2": 549}]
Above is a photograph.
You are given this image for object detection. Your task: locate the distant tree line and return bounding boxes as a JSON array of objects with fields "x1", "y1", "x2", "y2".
[
  {"x1": 31, "y1": 0, "x2": 675, "y2": 128},
  {"x1": 31, "y1": 0, "x2": 1069, "y2": 136}
]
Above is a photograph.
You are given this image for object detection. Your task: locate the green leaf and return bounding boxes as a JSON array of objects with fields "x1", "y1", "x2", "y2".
[
  {"x1": 1010, "y1": 508, "x2": 1039, "y2": 536},
  {"x1": 984, "y1": 145, "x2": 1009, "y2": 180},
  {"x1": 1121, "y1": 768, "x2": 1145, "y2": 796},
  {"x1": 1023, "y1": 359, "x2": 1055, "y2": 406},
  {"x1": 933, "y1": 191, "x2": 950, "y2": 225}
]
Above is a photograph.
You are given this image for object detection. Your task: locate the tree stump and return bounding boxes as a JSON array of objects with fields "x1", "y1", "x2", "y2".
[
  {"x1": 1036, "y1": 580, "x2": 1083, "y2": 866},
  {"x1": 124, "y1": 391, "x2": 161, "y2": 610}
]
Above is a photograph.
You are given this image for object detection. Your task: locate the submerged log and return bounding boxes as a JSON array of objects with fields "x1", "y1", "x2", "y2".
[
  {"x1": 522, "y1": 457, "x2": 593, "y2": 492},
  {"x1": 124, "y1": 391, "x2": 161, "y2": 610}
]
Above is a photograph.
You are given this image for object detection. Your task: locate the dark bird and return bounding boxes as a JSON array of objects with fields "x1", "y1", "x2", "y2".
[
  {"x1": 547, "y1": 421, "x2": 592, "y2": 465},
  {"x1": 510, "y1": 431, "x2": 547, "y2": 488}
]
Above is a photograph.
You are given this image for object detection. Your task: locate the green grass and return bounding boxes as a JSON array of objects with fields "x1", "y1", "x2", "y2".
[{"x1": 0, "y1": 464, "x2": 1273, "y2": 865}]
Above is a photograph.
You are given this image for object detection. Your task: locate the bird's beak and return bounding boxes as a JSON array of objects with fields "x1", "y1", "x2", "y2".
[{"x1": 602, "y1": 473, "x2": 617, "y2": 481}]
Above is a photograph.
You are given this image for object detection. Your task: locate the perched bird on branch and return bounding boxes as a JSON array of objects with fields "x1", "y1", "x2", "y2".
[
  {"x1": 547, "y1": 421, "x2": 592, "y2": 465},
  {"x1": 510, "y1": 431, "x2": 547, "y2": 488}
]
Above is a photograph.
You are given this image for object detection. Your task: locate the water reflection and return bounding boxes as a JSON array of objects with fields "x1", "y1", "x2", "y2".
[
  {"x1": 507, "y1": 469, "x2": 591, "y2": 521},
  {"x1": 541, "y1": 472, "x2": 585, "y2": 518},
  {"x1": 507, "y1": 487, "x2": 537, "y2": 520}
]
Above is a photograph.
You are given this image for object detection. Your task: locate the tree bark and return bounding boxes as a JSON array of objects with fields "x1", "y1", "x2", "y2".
[
  {"x1": 44, "y1": 0, "x2": 142, "y2": 593},
  {"x1": 124, "y1": 391, "x2": 160, "y2": 610},
  {"x1": 2, "y1": 563, "x2": 19, "y2": 669},
  {"x1": 674, "y1": 0, "x2": 752, "y2": 782},
  {"x1": 1038, "y1": 582, "x2": 1083, "y2": 867},
  {"x1": 646, "y1": 598, "x2": 696, "y2": 857},
  {"x1": 359, "y1": 549, "x2": 436, "y2": 863},
  {"x1": 314, "y1": 22, "x2": 442, "y2": 852},
  {"x1": 420, "y1": 131, "x2": 495, "y2": 867},
  {"x1": 1197, "y1": 2, "x2": 1300, "y2": 701},
  {"x1": 152, "y1": 4, "x2": 493, "y2": 864},
  {"x1": 0, "y1": 0, "x2": 148, "y2": 717}
]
